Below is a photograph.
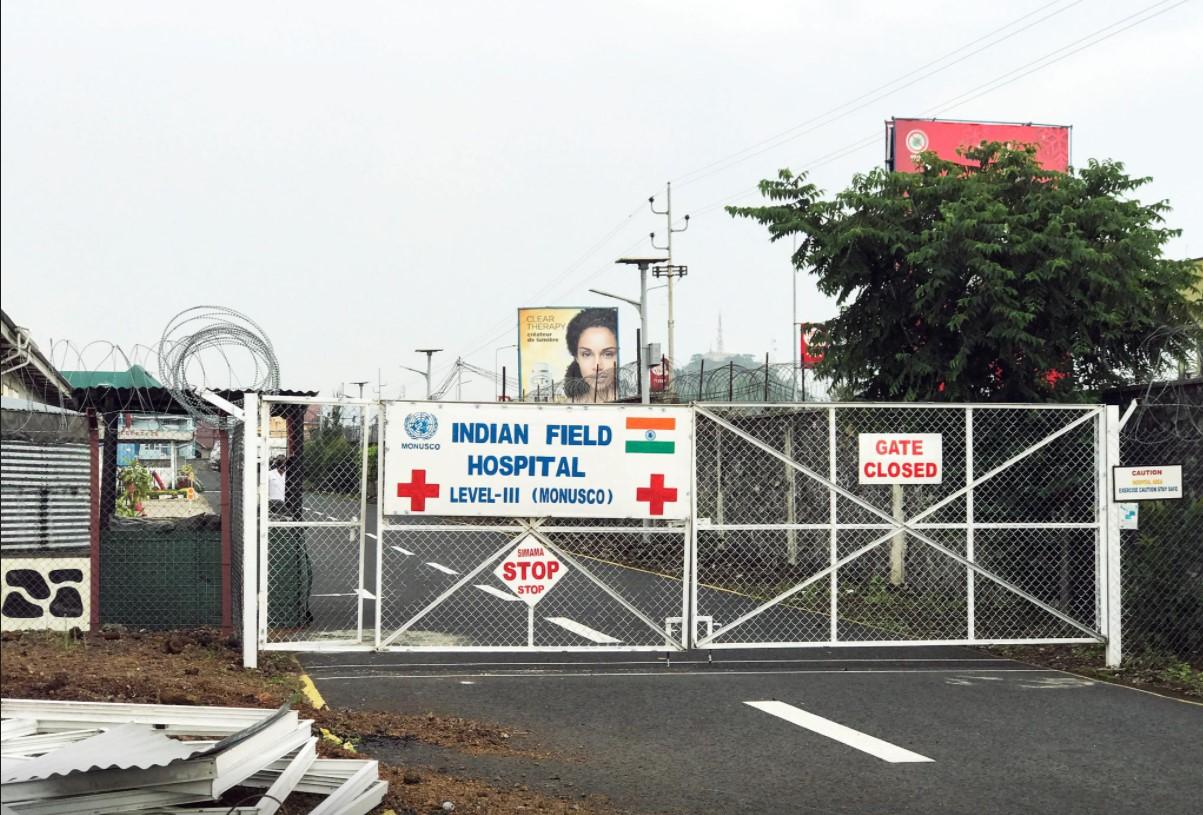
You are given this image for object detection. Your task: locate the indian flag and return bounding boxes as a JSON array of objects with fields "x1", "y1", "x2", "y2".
[{"x1": 625, "y1": 416, "x2": 676, "y2": 454}]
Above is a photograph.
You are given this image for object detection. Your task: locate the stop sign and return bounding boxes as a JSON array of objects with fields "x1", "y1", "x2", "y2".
[{"x1": 493, "y1": 535, "x2": 566, "y2": 606}]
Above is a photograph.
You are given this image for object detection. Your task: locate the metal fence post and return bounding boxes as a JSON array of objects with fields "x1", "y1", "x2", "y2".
[
  {"x1": 828, "y1": 406, "x2": 838, "y2": 642},
  {"x1": 87, "y1": 409, "x2": 101, "y2": 633},
  {"x1": 1104, "y1": 404, "x2": 1122, "y2": 668},
  {"x1": 375, "y1": 404, "x2": 385, "y2": 650},
  {"x1": 241, "y1": 394, "x2": 259, "y2": 669},
  {"x1": 965, "y1": 407, "x2": 975, "y2": 641},
  {"x1": 219, "y1": 428, "x2": 232, "y2": 634}
]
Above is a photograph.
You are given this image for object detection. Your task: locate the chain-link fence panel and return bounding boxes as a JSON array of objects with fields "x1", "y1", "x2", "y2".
[
  {"x1": 228, "y1": 424, "x2": 244, "y2": 637},
  {"x1": 695, "y1": 404, "x2": 1103, "y2": 648},
  {"x1": 378, "y1": 519, "x2": 688, "y2": 650},
  {"x1": 86, "y1": 412, "x2": 234, "y2": 631},
  {"x1": 261, "y1": 399, "x2": 375, "y2": 646},
  {"x1": 1116, "y1": 384, "x2": 1202, "y2": 666}
]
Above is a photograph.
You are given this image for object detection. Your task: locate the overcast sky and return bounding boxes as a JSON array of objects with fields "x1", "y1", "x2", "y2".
[{"x1": 3, "y1": 0, "x2": 1200, "y2": 399}]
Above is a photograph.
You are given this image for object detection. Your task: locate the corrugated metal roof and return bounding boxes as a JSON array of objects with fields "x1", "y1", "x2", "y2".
[
  {"x1": 0, "y1": 723, "x2": 209, "y2": 784},
  {"x1": 1, "y1": 706, "x2": 290, "y2": 785}
]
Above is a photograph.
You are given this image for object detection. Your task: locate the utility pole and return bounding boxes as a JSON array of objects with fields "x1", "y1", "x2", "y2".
[
  {"x1": 402, "y1": 349, "x2": 442, "y2": 400},
  {"x1": 650, "y1": 183, "x2": 689, "y2": 371}
]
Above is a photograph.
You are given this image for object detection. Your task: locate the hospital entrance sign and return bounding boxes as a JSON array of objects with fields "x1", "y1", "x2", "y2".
[{"x1": 382, "y1": 403, "x2": 692, "y2": 519}]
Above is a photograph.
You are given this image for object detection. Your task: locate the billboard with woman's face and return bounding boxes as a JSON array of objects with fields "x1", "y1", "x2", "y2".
[{"x1": 517, "y1": 307, "x2": 620, "y2": 402}]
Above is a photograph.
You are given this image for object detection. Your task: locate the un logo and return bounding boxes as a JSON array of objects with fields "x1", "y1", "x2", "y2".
[{"x1": 404, "y1": 412, "x2": 438, "y2": 440}]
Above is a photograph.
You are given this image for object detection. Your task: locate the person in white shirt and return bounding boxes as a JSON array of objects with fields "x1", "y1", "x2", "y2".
[{"x1": 268, "y1": 457, "x2": 286, "y2": 514}]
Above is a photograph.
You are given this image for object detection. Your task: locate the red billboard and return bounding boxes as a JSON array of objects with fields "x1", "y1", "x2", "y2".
[{"x1": 887, "y1": 118, "x2": 1070, "y2": 173}]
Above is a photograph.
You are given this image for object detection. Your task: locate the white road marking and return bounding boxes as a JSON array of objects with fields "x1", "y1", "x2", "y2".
[
  {"x1": 325, "y1": 514, "x2": 338, "y2": 521},
  {"x1": 543, "y1": 617, "x2": 622, "y2": 644},
  {"x1": 425, "y1": 562, "x2": 459, "y2": 575},
  {"x1": 365, "y1": 532, "x2": 378, "y2": 540},
  {"x1": 390, "y1": 546, "x2": 414, "y2": 556},
  {"x1": 459, "y1": 681, "x2": 476, "y2": 685},
  {"x1": 474, "y1": 584, "x2": 522, "y2": 602},
  {"x1": 357, "y1": 588, "x2": 376, "y2": 600},
  {"x1": 745, "y1": 700, "x2": 933, "y2": 763},
  {"x1": 1019, "y1": 677, "x2": 1095, "y2": 689}
]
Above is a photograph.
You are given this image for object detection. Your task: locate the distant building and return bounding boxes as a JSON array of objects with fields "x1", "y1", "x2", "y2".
[
  {"x1": 60, "y1": 366, "x2": 199, "y2": 487},
  {"x1": 677, "y1": 351, "x2": 763, "y2": 375}
]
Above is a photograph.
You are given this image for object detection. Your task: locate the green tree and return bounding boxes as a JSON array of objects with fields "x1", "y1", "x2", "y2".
[{"x1": 728, "y1": 143, "x2": 1201, "y2": 401}]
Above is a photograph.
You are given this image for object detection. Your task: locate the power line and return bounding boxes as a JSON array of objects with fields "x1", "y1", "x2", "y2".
[
  {"x1": 438, "y1": 0, "x2": 1187, "y2": 379},
  {"x1": 425, "y1": 199, "x2": 649, "y2": 381},
  {"x1": 684, "y1": 0, "x2": 1186, "y2": 221},
  {"x1": 671, "y1": 0, "x2": 1087, "y2": 188},
  {"x1": 434, "y1": 3, "x2": 1096, "y2": 378}
]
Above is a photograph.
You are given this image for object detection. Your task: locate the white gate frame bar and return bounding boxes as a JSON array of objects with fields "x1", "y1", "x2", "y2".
[
  {"x1": 689, "y1": 415, "x2": 700, "y2": 646},
  {"x1": 241, "y1": 394, "x2": 259, "y2": 669},
  {"x1": 258, "y1": 398, "x2": 271, "y2": 651},
  {"x1": 695, "y1": 405, "x2": 1105, "y2": 647},
  {"x1": 356, "y1": 406, "x2": 370, "y2": 643}
]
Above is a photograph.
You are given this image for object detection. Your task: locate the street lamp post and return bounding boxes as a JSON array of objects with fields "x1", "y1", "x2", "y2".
[
  {"x1": 593, "y1": 256, "x2": 666, "y2": 405},
  {"x1": 401, "y1": 349, "x2": 443, "y2": 400}
]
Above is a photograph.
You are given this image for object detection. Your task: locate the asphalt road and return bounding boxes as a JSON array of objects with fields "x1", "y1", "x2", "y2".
[
  {"x1": 301, "y1": 647, "x2": 1203, "y2": 814},
  {"x1": 278, "y1": 495, "x2": 884, "y2": 648},
  {"x1": 279, "y1": 494, "x2": 1203, "y2": 813}
]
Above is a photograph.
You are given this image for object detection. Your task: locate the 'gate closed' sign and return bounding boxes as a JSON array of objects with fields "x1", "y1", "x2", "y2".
[{"x1": 858, "y1": 434, "x2": 943, "y2": 484}]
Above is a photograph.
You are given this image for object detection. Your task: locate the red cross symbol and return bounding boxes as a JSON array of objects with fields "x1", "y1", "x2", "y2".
[
  {"x1": 636, "y1": 474, "x2": 678, "y2": 516},
  {"x1": 396, "y1": 469, "x2": 440, "y2": 512}
]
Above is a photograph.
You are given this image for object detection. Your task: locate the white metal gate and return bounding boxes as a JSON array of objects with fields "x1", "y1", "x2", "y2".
[
  {"x1": 249, "y1": 399, "x2": 1120, "y2": 661},
  {"x1": 692, "y1": 403, "x2": 1115, "y2": 655}
]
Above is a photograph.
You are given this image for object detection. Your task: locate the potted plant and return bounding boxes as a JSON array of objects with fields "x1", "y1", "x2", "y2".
[{"x1": 116, "y1": 460, "x2": 152, "y2": 517}]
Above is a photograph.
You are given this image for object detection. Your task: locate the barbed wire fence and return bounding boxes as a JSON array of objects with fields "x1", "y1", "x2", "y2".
[
  {"x1": 1, "y1": 307, "x2": 275, "y2": 638},
  {"x1": 434, "y1": 357, "x2": 835, "y2": 404}
]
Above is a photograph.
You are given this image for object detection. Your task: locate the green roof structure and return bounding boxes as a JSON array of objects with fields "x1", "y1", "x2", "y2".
[{"x1": 61, "y1": 364, "x2": 163, "y2": 389}]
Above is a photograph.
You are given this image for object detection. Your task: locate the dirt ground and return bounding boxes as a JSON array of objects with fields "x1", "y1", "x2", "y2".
[
  {"x1": 986, "y1": 643, "x2": 1203, "y2": 700},
  {"x1": 0, "y1": 628, "x2": 632, "y2": 815}
]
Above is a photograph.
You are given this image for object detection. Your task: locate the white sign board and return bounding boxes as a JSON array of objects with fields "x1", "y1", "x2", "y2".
[
  {"x1": 383, "y1": 402, "x2": 692, "y2": 519},
  {"x1": 1118, "y1": 503, "x2": 1139, "y2": 530},
  {"x1": 493, "y1": 535, "x2": 565, "y2": 605},
  {"x1": 858, "y1": 433, "x2": 943, "y2": 484},
  {"x1": 1113, "y1": 465, "x2": 1182, "y2": 501}
]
